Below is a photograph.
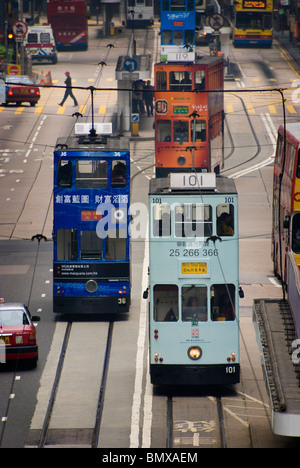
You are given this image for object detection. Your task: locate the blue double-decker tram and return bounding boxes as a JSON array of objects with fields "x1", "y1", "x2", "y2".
[
  {"x1": 53, "y1": 130, "x2": 131, "y2": 315},
  {"x1": 160, "y1": 0, "x2": 196, "y2": 62},
  {"x1": 148, "y1": 173, "x2": 240, "y2": 385}
]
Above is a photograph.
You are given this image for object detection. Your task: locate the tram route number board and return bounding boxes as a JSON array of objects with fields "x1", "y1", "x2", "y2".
[{"x1": 170, "y1": 173, "x2": 216, "y2": 190}]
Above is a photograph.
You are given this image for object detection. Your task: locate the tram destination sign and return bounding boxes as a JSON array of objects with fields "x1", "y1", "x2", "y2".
[{"x1": 170, "y1": 173, "x2": 216, "y2": 190}]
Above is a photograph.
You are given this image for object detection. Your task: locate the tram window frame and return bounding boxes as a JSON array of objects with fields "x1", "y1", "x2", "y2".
[
  {"x1": 169, "y1": 71, "x2": 192, "y2": 91},
  {"x1": 296, "y1": 148, "x2": 300, "y2": 179},
  {"x1": 216, "y1": 204, "x2": 234, "y2": 237},
  {"x1": 275, "y1": 133, "x2": 283, "y2": 167},
  {"x1": 211, "y1": 284, "x2": 235, "y2": 321},
  {"x1": 170, "y1": 0, "x2": 186, "y2": 11},
  {"x1": 292, "y1": 213, "x2": 300, "y2": 254},
  {"x1": 175, "y1": 204, "x2": 212, "y2": 238},
  {"x1": 153, "y1": 284, "x2": 179, "y2": 322},
  {"x1": 153, "y1": 204, "x2": 171, "y2": 237},
  {"x1": 185, "y1": 30, "x2": 195, "y2": 45},
  {"x1": 182, "y1": 285, "x2": 207, "y2": 322},
  {"x1": 156, "y1": 71, "x2": 167, "y2": 91},
  {"x1": 81, "y1": 230, "x2": 103, "y2": 260},
  {"x1": 111, "y1": 160, "x2": 127, "y2": 188},
  {"x1": 105, "y1": 228, "x2": 127, "y2": 260},
  {"x1": 195, "y1": 70, "x2": 205, "y2": 91},
  {"x1": 173, "y1": 120, "x2": 189, "y2": 142},
  {"x1": 193, "y1": 120, "x2": 206, "y2": 142},
  {"x1": 162, "y1": 30, "x2": 172, "y2": 45},
  {"x1": 162, "y1": 0, "x2": 169, "y2": 10},
  {"x1": 76, "y1": 160, "x2": 108, "y2": 189},
  {"x1": 57, "y1": 160, "x2": 72, "y2": 188},
  {"x1": 173, "y1": 30, "x2": 184, "y2": 45},
  {"x1": 56, "y1": 228, "x2": 78, "y2": 261},
  {"x1": 157, "y1": 120, "x2": 171, "y2": 142}
]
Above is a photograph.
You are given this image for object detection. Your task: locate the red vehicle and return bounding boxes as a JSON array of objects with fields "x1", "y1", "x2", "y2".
[
  {"x1": 0, "y1": 301, "x2": 40, "y2": 368},
  {"x1": 272, "y1": 123, "x2": 300, "y2": 283},
  {"x1": 154, "y1": 57, "x2": 224, "y2": 178},
  {"x1": 4, "y1": 75, "x2": 40, "y2": 107},
  {"x1": 47, "y1": 0, "x2": 88, "y2": 50}
]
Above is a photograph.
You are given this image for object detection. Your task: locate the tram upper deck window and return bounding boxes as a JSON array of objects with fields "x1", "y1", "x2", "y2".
[
  {"x1": 211, "y1": 284, "x2": 235, "y2": 321},
  {"x1": 171, "y1": 0, "x2": 186, "y2": 11},
  {"x1": 81, "y1": 230, "x2": 103, "y2": 260},
  {"x1": 57, "y1": 160, "x2": 72, "y2": 187},
  {"x1": 182, "y1": 285, "x2": 207, "y2": 321},
  {"x1": 169, "y1": 71, "x2": 192, "y2": 91},
  {"x1": 153, "y1": 204, "x2": 171, "y2": 237},
  {"x1": 56, "y1": 229, "x2": 78, "y2": 261},
  {"x1": 111, "y1": 160, "x2": 126, "y2": 187},
  {"x1": 162, "y1": 0, "x2": 169, "y2": 10},
  {"x1": 157, "y1": 120, "x2": 171, "y2": 142},
  {"x1": 195, "y1": 70, "x2": 205, "y2": 91},
  {"x1": 292, "y1": 213, "x2": 300, "y2": 254},
  {"x1": 174, "y1": 120, "x2": 189, "y2": 142},
  {"x1": 217, "y1": 204, "x2": 234, "y2": 237},
  {"x1": 154, "y1": 284, "x2": 178, "y2": 322},
  {"x1": 156, "y1": 71, "x2": 167, "y2": 91},
  {"x1": 175, "y1": 204, "x2": 212, "y2": 238},
  {"x1": 76, "y1": 160, "x2": 107, "y2": 188}
]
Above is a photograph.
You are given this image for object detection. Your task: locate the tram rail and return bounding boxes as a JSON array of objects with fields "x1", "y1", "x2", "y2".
[{"x1": 27, "y1": 320, "x2": 114, "y2": 448}]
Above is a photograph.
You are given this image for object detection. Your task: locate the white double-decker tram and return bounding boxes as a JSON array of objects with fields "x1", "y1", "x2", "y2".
[{"x1": 147, "y1": 173, "x2": 241, "y2": 385}]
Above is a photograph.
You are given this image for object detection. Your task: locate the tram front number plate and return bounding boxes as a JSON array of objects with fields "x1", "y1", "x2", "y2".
[{"x1": 181, "y1": 262, "x2": 207, "y2": 275}]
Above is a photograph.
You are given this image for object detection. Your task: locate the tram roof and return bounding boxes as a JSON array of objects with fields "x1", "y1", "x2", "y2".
[
  {"x1": 55, "y1": 135, "x2": 130, "y2": 152},
  {"x1": 284, "y1": 123, "x2": 300, "y2": 141},
  {"x1": 149, "y1": 175, "x2": 237, "y2": 196},
  {"x1": 156, "y1": 56, "x2": 224, "y2": 67}
]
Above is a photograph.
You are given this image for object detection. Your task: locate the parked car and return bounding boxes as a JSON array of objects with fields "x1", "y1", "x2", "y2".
[
  {"x1": 0, "y1": 300, "x2": 40, "y2": 368},
  {"x1": 4, "y1": 75, "x2": 40, "y2": 106}
]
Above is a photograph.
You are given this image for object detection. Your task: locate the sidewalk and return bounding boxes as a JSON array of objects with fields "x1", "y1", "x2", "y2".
[{"x1": 274, "y1": 30, "x2": 300, "y2": 71}]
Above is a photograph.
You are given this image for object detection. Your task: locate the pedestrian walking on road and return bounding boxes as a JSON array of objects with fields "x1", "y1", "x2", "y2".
[{"x1": 58, "y1": 71, "x2": 78, "y2": 106}]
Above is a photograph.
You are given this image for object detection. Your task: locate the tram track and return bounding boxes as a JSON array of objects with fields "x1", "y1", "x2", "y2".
[
  {"x1": 166, "y1": 392, "x2": 230, "y2": 449},
  {"x1": 27, "y1": 320, "x2": 114, "y2": 448}
]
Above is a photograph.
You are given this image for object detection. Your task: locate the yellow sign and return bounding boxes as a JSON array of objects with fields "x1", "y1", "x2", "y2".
[
  {"x1": 7, "y1": 64, "x2": 21, "y2": 75},
  {"x1": 181, "y1": 262, "x2": 207, "y2": 275}
]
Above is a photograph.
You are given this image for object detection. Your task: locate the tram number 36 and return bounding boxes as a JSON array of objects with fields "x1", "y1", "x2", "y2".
[
  {"x1": 118, "y1": 298, "x2": 127, "y2": 305},
  {"x1": 225, "y1": 366, "x2": 236, "y2": 374}
]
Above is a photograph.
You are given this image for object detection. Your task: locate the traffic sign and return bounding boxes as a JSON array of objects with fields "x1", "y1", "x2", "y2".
[
  {"x1": 208, "y1": 13, "x2": 225, "y2": 31},
  {"x1": 7, "y1": 64, "x2": 21, "y2": 75},
  {"x1": 124, "y1": 57, "x2": 138, "y2": 72},
  {"x1": 12, "y1": 20, "x2": 28, "y2": 38}
]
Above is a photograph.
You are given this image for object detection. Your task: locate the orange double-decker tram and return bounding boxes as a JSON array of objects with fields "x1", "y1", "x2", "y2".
[{"x1": 154, "y1": 57, "x2": 224, "y2": 178}]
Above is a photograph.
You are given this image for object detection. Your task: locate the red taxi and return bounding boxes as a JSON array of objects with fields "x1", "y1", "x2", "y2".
[
  {"x1": 0, "y1": 300, "x2": 40, "y2": 368},
  {"x1": 4, "y1": 75, "x2": 40, "y2": 107}
]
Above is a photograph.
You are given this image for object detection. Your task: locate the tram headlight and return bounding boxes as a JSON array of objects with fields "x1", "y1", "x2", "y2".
[
  {"x1": 86, "y1": 279, "x2": 98, "y2": 293},
  {"x1": 188, "y1": 346, "x2": 202, "y2": 361},
  {"x1": 177, "y1": 156, "x2": 186, "y2": 166}
]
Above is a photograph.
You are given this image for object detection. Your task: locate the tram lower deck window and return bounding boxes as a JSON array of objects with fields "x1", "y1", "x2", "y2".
[
  {"x1": 154, "y1": 285, "x2": 178, "y2": 321},
  {"x1": 211, "y1": 284, "x2": 235, "y2": 321},
  {"x1": 81, "y1": 231, "x2": 103, "y2": 259},
  {"x1": 56, "y1": 229, "x2": 78, "y2": 260},
  {"x1": 182, "y1": 285, "x2": 207, "y2": 321}
]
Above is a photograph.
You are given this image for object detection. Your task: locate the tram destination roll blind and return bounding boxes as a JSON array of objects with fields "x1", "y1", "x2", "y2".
[{"x1": 170, "y1": 173, "x2": 216, "y2": 190}]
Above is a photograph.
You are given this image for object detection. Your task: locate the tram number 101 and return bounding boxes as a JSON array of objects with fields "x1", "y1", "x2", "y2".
[{"x1": 225, "y1": 366, "x2": 236, "y2": 374}]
